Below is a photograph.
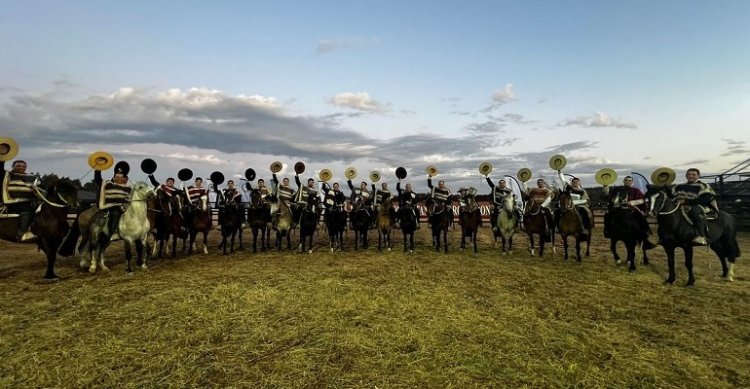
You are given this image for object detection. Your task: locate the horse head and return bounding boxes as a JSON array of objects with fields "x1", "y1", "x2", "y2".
[
  {"x1": 558, "y1": 187, "x2": 574, "y2": 211},
  {"x1": 502, "y1": 194, "x2": 515, "y2": 212},
  {"x1": 646, "y1": 184, "x2": 677, "y2": 217},
  {"x1": 47, "y1": 179, "x2": 80, "y2": 208},
  {"x1": 196, "y1": 194, "x2": 209, "y2": 212},
  {"x1": 130, "y1": 181, "x2": 155, "y2": 203},
  {"x1": 249, "y1": 189, "x2": 263, "y2": 208}
]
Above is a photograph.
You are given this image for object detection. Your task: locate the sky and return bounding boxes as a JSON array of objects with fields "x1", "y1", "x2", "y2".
[{"x1": 1, "y1": 0, "x2": 749, "y2": 192}]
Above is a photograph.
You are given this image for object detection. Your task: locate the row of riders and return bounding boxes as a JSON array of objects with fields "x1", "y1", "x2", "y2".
[{"x1": 0, "y1": 140, "x2": 739, "y2": 285}]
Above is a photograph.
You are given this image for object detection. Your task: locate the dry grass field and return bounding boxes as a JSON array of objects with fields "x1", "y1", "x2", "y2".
[{"x1": 1, "y1": 227, "x2": 749, "y2": 388}]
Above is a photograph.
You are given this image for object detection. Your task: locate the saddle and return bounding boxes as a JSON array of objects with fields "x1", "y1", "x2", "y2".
[{"x1": 680, "y1": 205, "x2": 718, "y2": 225}]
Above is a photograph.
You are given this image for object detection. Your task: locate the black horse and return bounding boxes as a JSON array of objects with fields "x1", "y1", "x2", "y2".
[
  {"x1": 428, "y1": 200, "x2": 451, "y2": 253},
  {"x1": 1, "y1": 180, "x2": 79, "y2": 280},
  {"x1": 647, "y1": 185, "x2": 741, "y2": 286},
  {"x1": 298, "y1": 194, "x2": 319, "y2": 254},
  {"x1": 350, "y1": 199, "x2": 372, "y2": 250},
  {"x1": 606, "y1": 204, "x2": 651, "y2": 272},
  {"x1": 153, "y1": 190, "x2": 188, "y2": 258},
  {"x1": 247, "y1": 189, "x2": 271, "y2": 253},
  {"x1": 326, "y1": 204, "x2": 347, "y2": 252},
  {"x1": 459, "y1": 196, "x2": 481, "y2": 254},
  {"x1": 397, "y1": 204, "x2": 418, "y2": 253},
  {"x1": 217, "y1": 199, "x2": 243, "y2": 255}
]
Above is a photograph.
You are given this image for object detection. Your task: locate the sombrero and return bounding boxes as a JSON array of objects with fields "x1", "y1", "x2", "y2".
[
  {"x1": 88, "y1": 151, "x2": 114, "y2": 171},
  {"x1": 395, "y1": 167, "x2": 407, "y2": 179},
  {"x1": 0, "y1": 137, "x2": 19, "y2": 162},
  {"x1": 270, "y1": 161, "x2": 283, "y2": 173},
  {"x1": 478, "y1": 161, "x2": 492, "y2": 176},
  {"x1": 651, "y1": 167, "x2": 676, "y2": 186},
  {"x1": 345, "y1": 167, "x2": 358, "y2": 180},
  {"x1": 178, "y1": 168, "x2": 193, "y2": 181},
  {"x1": 140, "y1": 158, "x2": 157, "y2": 174},
  {"x1": 595, "y1": 168, "x2": 617, "y2": 186},
  {"x1": 517, "y1": 168, "x2": 532, "y2": 183},
  {"x1": 548, "y1": 154, "x2": 567, "y2": 170},
  {"x1": 245, "y1": 168, "x2": 256, "y2": 181},
  {"x1": 294, "y1": 161, "x2": 305, "y2": 175},
  {"x1": 319, "y1": 169, "x2": 332, "y2": 182}
]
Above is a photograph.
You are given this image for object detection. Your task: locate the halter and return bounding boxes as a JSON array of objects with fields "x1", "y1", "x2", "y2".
[
  {"x1": 33, "y1": 184, "x2": 70, "y2": 208},
  {"x1": 525, "y1": 200, "x2": 541, "y2": 216},
  {"x1": 649, "y1": 191, "x2": 681, "y2": 215},
  {"x1": 558, "y1": 191, "x2": 576, "y2": 213}
]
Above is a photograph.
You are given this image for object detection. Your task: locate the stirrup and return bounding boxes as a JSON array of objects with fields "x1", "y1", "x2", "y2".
[
  {"x1": 692, "y1": 236, "x2": 708, "y2": 246},
  {"x1": 20, "y1": 231, "x2": 37, "y2": 242}
]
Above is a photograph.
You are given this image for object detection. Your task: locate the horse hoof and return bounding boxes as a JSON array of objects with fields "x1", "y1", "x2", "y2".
[
  {"x1": 615, "y1": 260, "x2": 622, "y2": 265},
  {"x1": 140, "y1": 265, "x2": 148, "y2": 270},
  {"x1": 628, "y1": 267, "x2": 636, "y2": 273},
  {"x1": 664, "y1": 279, "x2": 675, "y2": 285},
  {"x1": 88, "y1": 268, "x2": 96, "y2": 274},
  {"x1": 330, "y1": 248, "x2": 334, "y2": 252},
  {"x1": 388, "y1": 248, "x2": 391, "y2": 252},
  {"x1": 43, "y1": 276, "x2": 60, "y2": 283},
  {"x1": 127, "y1": 272, "x2": 134, "y2": 277}
]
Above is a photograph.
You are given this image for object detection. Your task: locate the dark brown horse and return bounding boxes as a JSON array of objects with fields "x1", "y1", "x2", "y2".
[
  {"x1": 376, "y1": 198, "x2": 394, "y2": 252},
  {"x1": 153, "y1": 190, "x2": 188, "y2": 258},
  {"x1": 523, "y1": 199, "x2": 554, "y2": 257},
  {"x1": 428, "y1": 200, "x2": 451, "y2": 253},
  {"x1": 556, "y1": 187, "x2": 591, "y2": 261},
  {"x1": 647, "y1": 185, "x2": 740, "y2": 286},
  {"x1": 1, "y1": 180, "x2": 78, "y2": 280},
  {"x1": 247, "y1": 189, "x2": 271, "y2": 253},
  {"x1": 459, "y1": 196, "x2": 481, "y2": 254},
  {"x1": 188, "y1": 194, "x2": 212, "y2": 255}
]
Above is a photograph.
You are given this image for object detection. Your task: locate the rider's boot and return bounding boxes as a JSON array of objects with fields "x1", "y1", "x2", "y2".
[{"x1": 18, "y1": 212, "x2": 36, "y2": 242}]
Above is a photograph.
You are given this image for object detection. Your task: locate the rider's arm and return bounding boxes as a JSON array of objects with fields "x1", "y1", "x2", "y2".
[
  {"x1": 295, "y1": 175, "x2": 302, "y2": 188},
  {"x1": 557, "y1": 170, "x2": 568, "y2": 190},
  {"x1": 94, "y1": 170, "x2": 103, "y2": 187},
  {"x1": 347, "y1": 179, "x2": 354, "y2": 192},
  {"x1": 148, "y1": 174, "x2": 160, "y2": 188},
  {"x1": 485, "y1": 176, "x2": 495, "y2": 188},
  {"x1": 427, "y1": 177, "x2": 433, "y2": 189}
]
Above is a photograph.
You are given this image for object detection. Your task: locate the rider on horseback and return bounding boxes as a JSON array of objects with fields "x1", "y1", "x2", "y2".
[
  {"x1": 1, "y1": 159, "x2": 39, "y2": 242},
  {"x1": 184, "y1": 177, "x2": 208, "y2": 226},
  {"x1": 427, "y1": 176, "x2": 453, "y2": 225},
  {"x1": 557, "y1": 173, "x2": 594, "y2": 236},
  {"x1": 457, "y1": 187, "x2": 481, "y2": 227},
  {"x1": 603, "y1": 175, "x2": 656, "y2": 249},
  {"x1": 95, "y1": 166, "x2": 132, "y2": 241},
  {"x1": 522, "y1": 178, "x2": 555, "y2": 240},
  {"x1": 295, "y1": 175, "x2": 319, "y2": 212},
  {"x1": 674, "y1": 168, "x2": 716, "y2": 246},
  {"x1": 348, "y1": 179, "x2": 373, "y2": 226},
  {"x1": 373, "y1": 182, "x2": 396, "y2": 227},
  {"x1": 396, "y1": 180, "x2": 420, "y2": 229},
  {"x1": 271, "y1": 174, "x2": 294, "y2": 230},
  {"x1": 485, "y1": 177, "x2": 522, "y2": 233},
  {"x1": 322, "y1": 181, "x2": 347, "y2": 221}
]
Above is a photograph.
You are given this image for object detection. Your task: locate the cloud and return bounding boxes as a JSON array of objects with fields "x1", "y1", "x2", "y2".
[
  {"x1": 492, "y1": 83, "x2": 516, "y2": 104},
  {"x1": 316, "y1": 37, "x2": 379, "y2": 54},
  {"x1": 720, "y1": 138, "x2": 749, "y2": 156},
  {"x1": 559, "y1": 112, "x2": 637, "y2": 129},
  {"x1": 327, "y1": 92, "x2": 388, "y2": 112}
]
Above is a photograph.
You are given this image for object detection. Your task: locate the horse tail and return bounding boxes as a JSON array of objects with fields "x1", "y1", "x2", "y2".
[
  {"x1": 721, "y1": 212, "x2": 742, "y2": 258},
  {"x1": 58, "y1": 214, "x2": 81, "y2": 257}
]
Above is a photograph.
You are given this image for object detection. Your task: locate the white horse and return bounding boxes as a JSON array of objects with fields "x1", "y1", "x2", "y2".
[{"x1": 87, "y1": 182, "x2": 155, "y2": 274}]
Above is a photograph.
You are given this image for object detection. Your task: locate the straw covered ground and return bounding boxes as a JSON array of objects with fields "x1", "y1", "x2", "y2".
[{"x1": 1, "y1": 228, "x2": 749, "y2": 388}]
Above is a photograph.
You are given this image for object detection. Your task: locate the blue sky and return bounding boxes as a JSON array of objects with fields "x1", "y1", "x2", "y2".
[{"x1": 1, "y1": 0, "x2": 749, "y2": 191}]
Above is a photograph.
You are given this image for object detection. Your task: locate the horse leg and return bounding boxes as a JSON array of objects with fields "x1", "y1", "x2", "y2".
[
  {"x1": 252, "y1": 228, "x2": 258, "y2": 253},
  {"x1": 136, "y1": 239, "x2": 147, "y2": 270},
  {"x1": 563, "y1": 235, "x2": 570, "y2": 261},
  {"x1": 575, "y1": 238, "x2": 582, "y2": 262},
  {"x1": 41, "y1": 237, "x2": 60, "y2": 280},
  {"x1": 460, "y1": 229, "x2": 466, "y2": 250},
  {"x1": 171, "y1": 235, "x2": 178, "y2": 258},
  {"x1": 443, "y1": 228, "x2": 448, "y2": 253},
  {"x1": 124, "y1": 240, "x2": 133, "y2": 274},
  {"x1": 611, "y1": 239, "x2": 620, "y2": 264},
  {"x1": 685, "y1": 245, "x2": 695, "y2": 287},
  {"x1": 626, "y1": 240, "x2": 636, "y2": 272},
  {"x1": 585, "y1": 235, "x2": 591, "y2": 257},
  {"x1": 528, "y1": 233, "x2": 535, "y2": 256},
  {"x1": 188, "y1": 231, "x2": 195, "y2": 255},
  {"x1": 664, "y1": 246, "x2": 676, "y2": 285},
  {"x1": 472, "y1": 231, "x2": 477, "y2": 254},
  {"x1": 641, "y1": 245, "x2": 650, "y2": 266}
]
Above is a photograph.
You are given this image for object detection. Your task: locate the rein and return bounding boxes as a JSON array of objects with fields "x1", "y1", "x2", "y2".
[{"x1": 33, "y1": 185, "x2": 69, "y2": 208}]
